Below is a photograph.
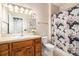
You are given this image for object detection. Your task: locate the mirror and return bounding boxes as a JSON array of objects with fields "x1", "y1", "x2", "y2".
[
  {"x1": 0, "y1": 3, "x2": 37, "y2": 36},
  {"x1": 8, "y1": 11, "x2": 32, "y2": 34}
]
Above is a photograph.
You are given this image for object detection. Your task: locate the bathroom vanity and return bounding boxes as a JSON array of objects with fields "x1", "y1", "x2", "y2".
[
  {"x1": 0, "y1": 4, "x2": 42, "y2": 56},
  {"x1": 0, "y1": 35, "x2": 42, "y2": 56}
]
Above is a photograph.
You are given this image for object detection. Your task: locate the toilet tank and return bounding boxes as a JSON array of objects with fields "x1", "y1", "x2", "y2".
[{"x1": 42, "y1": 36, "x2": 49, "y2": 44}]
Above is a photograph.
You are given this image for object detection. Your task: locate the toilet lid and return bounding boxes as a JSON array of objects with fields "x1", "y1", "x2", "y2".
[{"x1": 45, "y1": 43, "x2": 54, "y2": 49}]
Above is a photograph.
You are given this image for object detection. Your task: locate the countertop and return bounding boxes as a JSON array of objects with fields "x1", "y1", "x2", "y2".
[{"x1": 0, "y1": 35, "x2": 41, "y2": 44}]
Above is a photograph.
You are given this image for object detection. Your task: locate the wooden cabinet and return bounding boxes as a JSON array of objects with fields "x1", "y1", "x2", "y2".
[
  {"x1": 0, "y1": 37, "x2": 42, "y2": 56},
  {"x1": 11, "y1": 40, "x2": 34, "y2": 56},
  {"x1": 0, "y1": 50, "x2": 9, "y2": 56},
  {"x1": 0, "y1": 44, "x2": 10, "y2": 56},
  {"x1": 12, "y1": 47, "x2": 34, "y2": 56},
  {"x1": 34, "y1": 38, "x2": 42, "y2": 56}
]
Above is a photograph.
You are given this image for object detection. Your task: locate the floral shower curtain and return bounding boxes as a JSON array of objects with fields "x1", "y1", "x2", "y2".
[{"x1": 51, "y1": 5, "x2": 79, "y2": 56}]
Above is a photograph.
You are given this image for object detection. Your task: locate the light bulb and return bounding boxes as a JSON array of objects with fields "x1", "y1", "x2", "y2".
[
  {"x1": 8, "y1": 4, "x2": 13, "y2": 11},
  {"x1": 24, "y1": 9, "x2": 29, "y2": 14},
  {"x1": 20, "y1": 7, "x2": 24, "y2": 13},
  {"x1": 14, "y1": 6, "x2": 19, "y2": 13},
  {"x1": 29, "y1": 10, "x2": 32, "y2": 15}
]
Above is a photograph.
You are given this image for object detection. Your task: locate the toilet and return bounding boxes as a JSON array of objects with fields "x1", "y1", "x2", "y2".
[{"x1": 42, "y1": 36, "x2": 54, "y2": 56}]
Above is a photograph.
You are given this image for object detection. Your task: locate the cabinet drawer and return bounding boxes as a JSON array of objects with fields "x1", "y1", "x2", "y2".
[
  {"x1": 12, "y1": 40, "x2": 33, "y2": 49},
  {"x1": 0, "y1": 44, "x2": 9, "y2": 51}
]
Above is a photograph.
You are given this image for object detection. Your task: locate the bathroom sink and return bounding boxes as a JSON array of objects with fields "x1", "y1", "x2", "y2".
[
  {"x1": 14, "y1": 35, "x2": 31, "y2": 39},
  {"x1": 14, "y1": 35, "x2": 40, "y2": 39}
]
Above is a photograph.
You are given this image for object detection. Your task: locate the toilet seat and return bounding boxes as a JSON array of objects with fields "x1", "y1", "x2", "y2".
[{"x1": 44, "y1": 43, "x2": 54, "y2": 50}]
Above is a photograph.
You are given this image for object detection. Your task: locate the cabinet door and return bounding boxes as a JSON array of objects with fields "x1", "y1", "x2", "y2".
[
  {"x1": 0, "y1": 50, "x2": 9, "y2": 56},
  {"x1": 12, "y1": 48, "x2": 25, "y2": 56},
  {"x1": 34, "y1": 38, "x2": 42, "y2": 56},
  {"x1": 0, "y1": 44, "x2": 10, "y2": 56},
  {"x1": 35, "y1": 44, "x2": 42, "y2": 56},
  {"x1": 25, "y1": 47, "x2": 34, "y2": 56},
  {"x1": 12, "y1": 47, "x2": 34, "y2": 56}
]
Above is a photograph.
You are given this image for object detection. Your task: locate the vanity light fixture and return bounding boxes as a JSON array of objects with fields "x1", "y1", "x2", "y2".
[
  {"x1": 29, "y1": 10, "x2": 32, "y2": 15},
  {"x1": 24, "y1": 9, "x2": 29, "y2": 14},
  {"x1": 7, "y1": 4, "x2": 33, "y2": 15},
  {"x1": 14, "y1": 5, "x2": 19, "y2": 13},
  {"x1": 20, "y1": 7, "x2": 24, "y2": 13},
  {"x1": 8, "y1": 4, "x2": 13, "y2": 11}
]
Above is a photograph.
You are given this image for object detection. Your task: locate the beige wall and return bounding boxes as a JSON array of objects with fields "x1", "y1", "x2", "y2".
[
  {"x1": 16, "y1": 3, "x2": 49, "y2": 37},
  {"x1": 16, "y1": 3, "x2": 59, "y2": 41},
  {"x1": 51, "y1": 4, "x2": 59, "y2": 14},
  {"x1": 58, "y1": 3, "x2": 77, "y2": 11}
]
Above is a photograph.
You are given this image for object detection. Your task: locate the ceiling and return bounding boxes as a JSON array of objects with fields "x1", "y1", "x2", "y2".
[{"x1": 53, "y1": 3, "x2": 78, "y2": 7}]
